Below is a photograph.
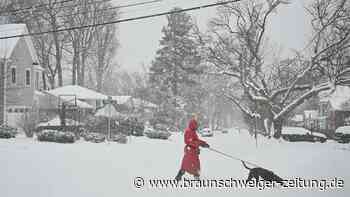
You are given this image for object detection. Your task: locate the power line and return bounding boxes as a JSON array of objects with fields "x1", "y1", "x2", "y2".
[
  {"x1": 57, "y1": 0, "x2": 163, "y2": 19},
  {"x1": 0, "y1": 0, "x2": 243, "y2": 40},
  {"x1": 9, "y1": 0, "x2": 113, "y2": 16},
  {"x1": 0, "y1": 0, "x2": 75, "y2": 15}
]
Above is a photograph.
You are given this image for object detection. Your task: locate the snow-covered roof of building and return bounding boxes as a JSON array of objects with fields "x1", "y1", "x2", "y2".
[
  {"x1": 320, "y1": 86, "x2": 350, "y2": 111},
  {"x1": 132, "y1": 98, "x2": 157, "y2": 108},
  {"x1": 0, "y1": 24, "x2": 38, "y2": 63},
  {"x1": 95, "y1": 103, "x2": 124, "y2": 118},
  {"x1": 35, "y1": 90, "x2": 93, "y2": 109},
  {"x1": 46, "y1": 85, "x2": 108, "y2": 100},
  {"x1": 304, "y1": 110, "x2": 318, "y2": 119},
  {"x1": 111, "y1": 96, "x2": 132, "y2": 105}
]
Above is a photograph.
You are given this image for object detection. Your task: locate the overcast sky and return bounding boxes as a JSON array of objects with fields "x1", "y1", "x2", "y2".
[{"x1": 114, "y1": 0, "x2": 312, "y2": 73}]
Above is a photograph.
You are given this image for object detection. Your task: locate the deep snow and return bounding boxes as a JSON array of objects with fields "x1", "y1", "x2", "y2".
[{"x1": 0, "y1": 128, "x2": 349, "y2": 197}]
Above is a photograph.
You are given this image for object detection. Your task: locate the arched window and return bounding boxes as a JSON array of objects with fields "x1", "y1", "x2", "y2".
[{"x1": 11, "y1": 67, "x2": 16, "y2": 84}]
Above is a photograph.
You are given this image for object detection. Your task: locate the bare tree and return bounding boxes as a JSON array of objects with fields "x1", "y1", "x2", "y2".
[
  {"x1": 64, "y1": 0, "x2": 103, "y2": 86},
  {"x1": 88, "y1": 2, "x2": 119, "y2": 91},
  {"x1": 11, "y1": 0, "x2": 70, "y2": 88},
  {"x1": 205, "y1": 0, "x2": 350, "y2": 138}
]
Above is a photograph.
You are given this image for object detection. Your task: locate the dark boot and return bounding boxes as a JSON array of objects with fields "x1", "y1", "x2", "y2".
[{"x1": 175, "y1": 170, "x2": 185, "y2": 181}]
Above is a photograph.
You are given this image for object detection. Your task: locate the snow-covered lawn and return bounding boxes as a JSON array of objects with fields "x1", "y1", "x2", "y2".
[{"x1": 0, "y1": 129, "x2": 349, "y2": 197}]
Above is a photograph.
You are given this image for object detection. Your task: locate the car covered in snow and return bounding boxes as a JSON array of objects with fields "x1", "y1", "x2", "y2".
[
  {"x1": 144, "y1": 127, "x2": 171, "y2": 140},
  {"x1": 200, "y1": 128, "x2": 213, "y2": 137},
  {"x1": 334, "y1": 126, "x2": 350, "y2": 143},
  {"x1": 221, "y1": 129, "x2": 229, "y2": 134},
  {"x1": 282, "y1": 127, "x2": 327, "y2": 143}
]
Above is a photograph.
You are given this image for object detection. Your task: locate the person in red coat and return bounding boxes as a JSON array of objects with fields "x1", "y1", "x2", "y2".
[{"x1": 175, "y1": 114, "x2": 209, "y2": 181}]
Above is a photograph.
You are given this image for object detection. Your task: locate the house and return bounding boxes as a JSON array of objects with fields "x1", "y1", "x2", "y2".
[
  {"x1": 318, "y1": 86, "x2": 350, "y2": 132},
  {"x1": 0, "y1": 24, "x2": 43, "y2": 127},
  {"x1": 288, "y1": 114, "x2": 304, "y2": 127},
  {"x1": 111, "y1": 95, "x2": 158, "y2": 121}
]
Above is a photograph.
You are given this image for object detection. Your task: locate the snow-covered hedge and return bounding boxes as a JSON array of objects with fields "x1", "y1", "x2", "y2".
[
  {"x1": 37, "y1": 130, "x2": 75, "y2": 143},
  {"x1": 0, "y1": 125, "x2": 17, "y2": 139},
  {"x1": 81, "y1": 132, "x2": 106, "y2": 143},
  {"x1": 111, "y1": 134, "x2": 128, "y2": 144},
  {"x1": 118, "y1": 119, "x2": 144, "y2": 136},
  {"x1": 144, "y1": 128, "x2": 171, "y2": 140}
]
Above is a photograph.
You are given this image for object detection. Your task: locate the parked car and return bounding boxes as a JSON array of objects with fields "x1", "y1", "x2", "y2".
[
  {"x1": 333, "y1": 126, "x2": 350, "y2": 143},
  {"x1": 282, "y1": 127, "x2": 327, "y2": 143},
  {"x1": 200, "y1": 128, "x2": 213, "y2": 137},
  {"x1": 221, "y1": 129, "x2": 229, "y2": 134},
  {"x1": 0, "y1": 125, "x2": 17, "y2": 139},
  {"x1": 144, "y1": 127, "x2": 171, "y2": 140},
  {"x1": 310, "y1": 132, "x2": 327, "y2": 143}
]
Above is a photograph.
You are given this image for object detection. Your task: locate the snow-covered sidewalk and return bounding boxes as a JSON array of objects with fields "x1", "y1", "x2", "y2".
[{"x1": 0, "y1": 129, "x2": 349, "y2": 197}]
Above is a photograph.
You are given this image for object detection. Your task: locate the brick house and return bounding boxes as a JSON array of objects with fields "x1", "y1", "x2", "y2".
[
  {"x1": 0, "y1": 24, "x2": 43, "y2": 127},
  {"x1": 318, "y1": 86, "x2": 350, "y2": 133}
]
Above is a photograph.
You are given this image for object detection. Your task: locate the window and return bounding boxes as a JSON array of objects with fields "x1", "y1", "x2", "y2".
[
  {"x1": 35, "y1": 72, "x2": 39, "y2": 89},
  {"x1": 11, "y1": 67, "x2": 16, "y2": 84},
  {"x1": 25, "y1": 69, "x2": 31, "y2": 86}
]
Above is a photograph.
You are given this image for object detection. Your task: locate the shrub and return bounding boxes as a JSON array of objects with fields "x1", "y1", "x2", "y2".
[
  {"x1": 0, "y1": 125, "x2": 17, "y2": 139},
  {"x1": 81, "y1": 132, "x2": 106, "y2": 143},
  {"x1": 37, "y1": 130, "x2": 75, "y2": 143},
  {"x1": 118, "y1": 118, "x2": 144, "y2": 136},
  {"x1": 17, "y1": 110, "x2": 40, "y2": 138},
  {"x1": 112, "y1": 134, "x2": 128, "y2": 144},
  {"x1": 144, "y1": 128, "x2": 171, "y2": 140}
]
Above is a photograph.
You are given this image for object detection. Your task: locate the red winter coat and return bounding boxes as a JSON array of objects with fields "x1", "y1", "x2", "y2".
[{"x1": 180, "y1": 119, "x2": 208, "y2": 176}]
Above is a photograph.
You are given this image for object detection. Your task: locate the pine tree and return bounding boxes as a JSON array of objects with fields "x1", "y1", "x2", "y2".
[{"x1": 149, "y1": 8, "x2": 202, "y2": 128}]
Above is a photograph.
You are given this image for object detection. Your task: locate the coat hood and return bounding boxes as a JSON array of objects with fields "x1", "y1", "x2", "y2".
[{"x1": 188, "y1": 119, "x2": 198, "y2": 131}]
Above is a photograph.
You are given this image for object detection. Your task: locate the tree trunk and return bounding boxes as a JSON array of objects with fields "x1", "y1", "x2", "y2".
[
  {"x1": 51, "y1": 15, "x2": 63, "y2": 87},
  {"x1": 49, "y1": 77, "x2": 55, "y2": 89},
  {"x1": 79, "y1": 52, "x2": 87, "y2": 86},
  {"x1": 72, "y1": 52, "x2": 77, "y2": 85},
  {"x1": 273, "y1": 119, "x2": 284, "y2": 139}
]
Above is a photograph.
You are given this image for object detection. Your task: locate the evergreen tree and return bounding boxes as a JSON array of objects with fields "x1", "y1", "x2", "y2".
[{"x1": 149, "y1": 8, "x2": 202, "y2": 128}]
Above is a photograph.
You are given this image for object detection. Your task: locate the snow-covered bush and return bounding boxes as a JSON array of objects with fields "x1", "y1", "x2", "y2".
[
  {"x1": 37, "y1": 130, "x2": 75, "y2": 143},
  {"x1": 84, "y1": 116, "x2": 118, "y2": 135},
  {"x1": 0, "y1": 125, "x2": 17, "y2": 139},
  {"x1": 17, "y1": 111, "x2": 39, "y2": 138},
  {"x1": 144, "y1": 128, "x2": 171, "y2": 140},
  {"x1": 81, "y1": 132, "x2": 106, "y2": 143},
  {"x1": 112, "y1": 134, "x2": 128, "y2": 144},
  {"x1": 118, "y1": 118, "x2": 144, "y2": 136}
]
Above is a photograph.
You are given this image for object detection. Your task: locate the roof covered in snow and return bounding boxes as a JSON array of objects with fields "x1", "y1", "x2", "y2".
[
  {"x1": 0, "y1": 24, "x2": 38, "y2": 62},
  {"x1": 35, "y1": 90, "x2": 94, "y2": 109},
  {"x1": 320, "y1": 86, "x2": 350, "y2": 111},
  {"x1": 111, "y1": 96, "x2": 132, "y2": 105},
  {"x1": 95, "y1": 103, "x2": 124, "y2": 118},
  {"x1": 46, "y1": 85, "x2": 108, "y2": 100},
  {"x1": 132, "y1": 98, "x2": 157, "y2": 108},
  {"x1": 111, "y1": 96, "x2": 157, "y2": 108}
]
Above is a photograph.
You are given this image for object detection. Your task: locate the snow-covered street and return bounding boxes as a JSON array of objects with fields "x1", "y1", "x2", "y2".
[{"x1": 0, "y1": 128, "x2": 349, "y2": 197}]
